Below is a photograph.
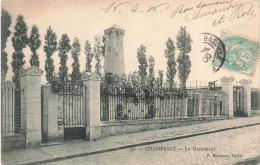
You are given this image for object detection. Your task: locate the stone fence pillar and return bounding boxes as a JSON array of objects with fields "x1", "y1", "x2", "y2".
[
  {"x1": 220, "y1": 76, "x2": 234, "y2": 118},
  {"x1": 239, "y1": 79, "x2": 252, "y2": 117},
  {"x1": 19, "y1": 66, "x2": 43, "y2": 148},
  {"x1": 82, "y1": 72, "x2": 102, "y2": 140}
]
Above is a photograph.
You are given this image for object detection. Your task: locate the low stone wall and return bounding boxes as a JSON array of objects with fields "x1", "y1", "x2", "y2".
[
  {"x1": 101, "y1": 116, "x2": 228, "y2": 138},
  {"x1": 1, "y1": 134, "x2": 25, "y2": 152}
]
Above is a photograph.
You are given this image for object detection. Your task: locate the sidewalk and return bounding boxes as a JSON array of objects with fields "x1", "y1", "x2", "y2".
[{"x1": 2, "y1": 116, "x2": 260, "y2": 165}]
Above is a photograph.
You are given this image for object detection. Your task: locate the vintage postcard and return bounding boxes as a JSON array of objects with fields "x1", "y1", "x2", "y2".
[{"x1": 1, "y1": 0, "x2": 260, "y2": 164}]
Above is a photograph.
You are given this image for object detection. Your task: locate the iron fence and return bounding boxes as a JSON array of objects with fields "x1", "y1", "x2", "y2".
[
  {"x1": 154, "y1": 93, "x2": 184, "y2": 118},
  {"x1": 100, "y1": 82, "x2": 187, "y2": 121},
  {"x1": 1, "y1": 85, "x2": 14, "y2": 133},
  {"x1": 1, "y1": 81, "x2": 21, "y2": 134},
  {"x1": 100, "y1": 84, "x2": 152, "y2": 121},
  {"x1": 99, "y1": 72, "x2": 227, "y2": 121}
]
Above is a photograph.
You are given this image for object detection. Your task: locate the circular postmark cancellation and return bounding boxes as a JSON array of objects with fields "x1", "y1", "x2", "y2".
[{"x1": 201, "y1": 33, "x2": 226, "y2": 72}]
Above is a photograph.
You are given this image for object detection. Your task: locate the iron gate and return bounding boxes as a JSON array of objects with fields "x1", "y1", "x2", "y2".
[
  {"x1": 233, "y1": 86, "x2": 244, "y2": 117},
  {"x1": 59, "y1": 81, "x2": 87, "y2": 140}
]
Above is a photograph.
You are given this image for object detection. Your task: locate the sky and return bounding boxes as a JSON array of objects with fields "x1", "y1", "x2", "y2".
[{"x1": 1, "y1": 0, "x2": 260, "y2": 87}]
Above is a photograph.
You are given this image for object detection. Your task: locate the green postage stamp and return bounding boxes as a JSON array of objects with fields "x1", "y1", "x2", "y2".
[{"x1": 216, "y1": 31, "x2": 260, "y2": 77}]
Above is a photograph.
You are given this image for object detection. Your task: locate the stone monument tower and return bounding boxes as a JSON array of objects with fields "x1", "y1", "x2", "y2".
[{"x1": 104, "y1": 24, "x2": 125, "y2": 75}]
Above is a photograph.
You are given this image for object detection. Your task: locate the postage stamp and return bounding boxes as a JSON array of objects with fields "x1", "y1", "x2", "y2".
[{"x1": 216, "y1": 31, "x2": 260, "y2": 77}]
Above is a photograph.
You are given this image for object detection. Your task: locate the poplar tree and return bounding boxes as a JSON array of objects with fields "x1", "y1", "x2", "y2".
[
  {"x1": 85, "y1": 40, "x2": 93, "y2": 72},
  {"x1": 94, "y1": 35, "x2": 102, "y2": 74},
  {"x1": 137, "y1": 44, "x2": 148, "y2": 82},
  {"x1": 176, "y1": 26, "x2": 192, "y2": 90},
  {"x1": 58, "y1": 34, "x2": 71, "y2": 83},
  {"x1": 165, "y1": 38, "x2": 176, "y2": 90},
  {"x1": 101, "y1": 35, "x2": 106, "y2": 57},
  {"x1": 1, "y1": 9, "x2": 12, "y2": 81},
  {"x1": 71, "y1": 37, "x2": 81, "y2": 83},
  {"x1": 148, "y1": 56, "x2": 155, "y2": 88},
  {"x1": 44, "y1": 26, "x2": 57, "y2": 83},
  {"x1": 158, "y1": 70, "x2": 164, "y2": 88},
  {"x1": 11, "y1": 15, "x2": 28, "y2": 88},
  {"x1": 28, "y1": 25, "x2": 41, "y2": 67}
]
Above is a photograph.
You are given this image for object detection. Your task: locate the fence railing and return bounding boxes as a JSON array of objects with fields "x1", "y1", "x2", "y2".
[
  {"x1": 186, "y1": 81, "x2": 221, "y2": 90},
  {"x1": 100, "y1": 88, "x2": 186, "y2": 121},
  {"x1": 154, "y1": 95, "x2": 184, "y2": 118},
  {"x1": 100, "y1": 80, "x2": 189, "y2": 121},
  {"x1": 100, "y1": 81, "x2": 226, "y2": 121},
  {"x1": 1, "y1": 84, "x2": 14, "y2": 133},
  {"x1": 1, "y1": 81, "x2": 21, "y2": 134}
]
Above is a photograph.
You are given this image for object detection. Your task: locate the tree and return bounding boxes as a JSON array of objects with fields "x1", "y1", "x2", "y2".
[
  {"x1": 1, "y1": 9, "x2": 12, "y2": 81},
  {"x1": 85, "y1": 40, "x2": 93, "y2": 72},
  {"x1": 71, "y1": 37, "x2": 81, "y2": 83},
  {"x1": 94, "y1": 35, "x2": 102, "y2": 74},
  {"x1": 28, "y1": 25, "x2": 41, "y2": 67},
  {"x1": 158, "y1": 70, "x2": 164, "y2": 88},
  {"x1": 176, "y1": 26, "x2": 192, "y2": 90},
  {"x1": 11, "y1": 15, "x2": 28, "y2": 88},
  {"x1": 58, "y1": 34, "x2": 71, "y2": 83},
  {"x1": 137, "y1": 44, "x2": 148, "y2": 82},
  {"x1": 101, "y1": 35, "x2": 106, "y2": 57},
  {"x1": 165, "y1": 38, "x2": 176, "y2": 90},
  {"x1": 148, "y1": 56, "x2": 155, "y2": 88},
  {"x1": 44, "y1": 26, "x2": 57, "y2": 83}
]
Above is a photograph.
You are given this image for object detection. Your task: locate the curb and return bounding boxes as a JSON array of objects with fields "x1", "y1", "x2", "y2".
[{"x1": 21, "y1": 123, "x2": 260, "y2": 165}]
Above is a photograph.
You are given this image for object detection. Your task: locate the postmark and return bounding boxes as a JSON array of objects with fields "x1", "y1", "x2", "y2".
[
  {"x1": 201, "y1": 32, "x2": 226, "y2": 72},
  {"x1": 218, "y1": 31, "x2": 260, "y2": 77}
]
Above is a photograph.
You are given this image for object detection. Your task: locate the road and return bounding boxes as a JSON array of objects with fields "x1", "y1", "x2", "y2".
[{"x1": 48, "y1": 125, "x2": 259, "y2": 165}]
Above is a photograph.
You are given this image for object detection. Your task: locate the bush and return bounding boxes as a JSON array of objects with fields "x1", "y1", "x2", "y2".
[
  {"x1": 145, "y1": 104, "x2": 155, "y2": 119},
  {"x1": 51, "y1": 81, "x2": 62, "y2": 93},
  {"x1": 116, "y1": 104, "x2": 128, "y2": 120}
]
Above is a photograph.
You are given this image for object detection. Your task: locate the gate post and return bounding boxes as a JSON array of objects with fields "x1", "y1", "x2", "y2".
[
  {"x1": 239, "y1": 79, "x2": 252, "y2": 117},
  {"x1": 19, "y1": 66, "x2": 43, "y2": 148},
  {"x1": 220, "y1": 76, "x2": 234, "y2": 118},
  {"x1": 42, "y1": 84, "x2": 61, "y2": 142},
  {"x1": 82, "y1": 72, "x2": 102, "y2": 140}
]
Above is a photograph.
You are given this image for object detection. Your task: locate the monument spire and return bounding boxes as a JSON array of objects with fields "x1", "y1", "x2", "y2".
[{"x1": 104, "y1": 24, "x2": 125, "y2": 75}]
